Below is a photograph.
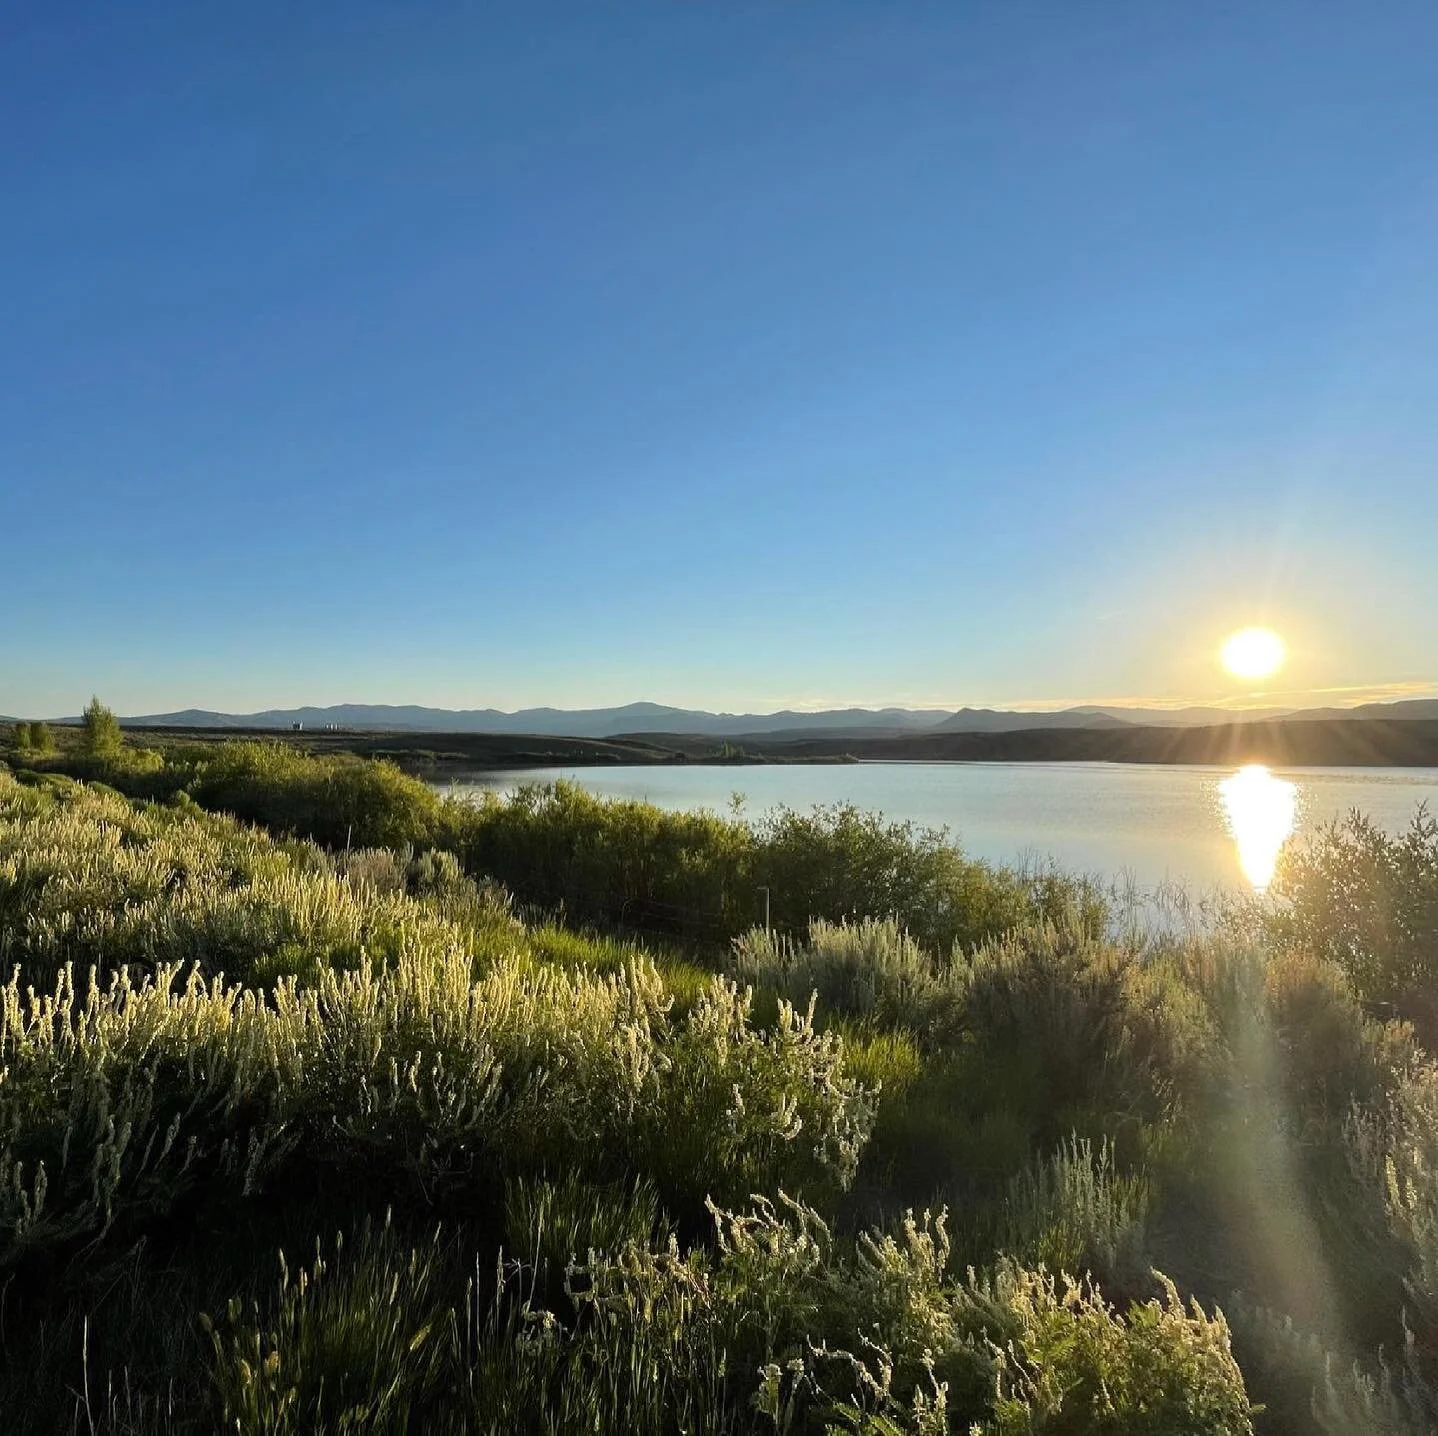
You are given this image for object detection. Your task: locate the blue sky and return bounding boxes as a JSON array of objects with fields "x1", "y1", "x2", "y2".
[{"x1": 3, "y1": 3, "x2": 1436, "y2": 717}]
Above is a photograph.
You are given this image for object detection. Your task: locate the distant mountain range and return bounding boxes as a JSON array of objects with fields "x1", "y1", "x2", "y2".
[
  {"x1": 1073, "y1": 699, "x2": 1438, "y2": 727},
  {"x1": 108, "y1": 702, "x2": 947, "y2": 738},
  {"x1": 60, "y1": 696, "x2": 1438, "y2": 737}
]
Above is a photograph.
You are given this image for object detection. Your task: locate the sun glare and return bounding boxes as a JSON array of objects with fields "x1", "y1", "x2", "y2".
[
  {"x1": 1219, "y1": 763, "x2": 1297, "y2": 890},
  {"x1": 1221, "y1": 626, "x2": 1285, "y2": 682}
]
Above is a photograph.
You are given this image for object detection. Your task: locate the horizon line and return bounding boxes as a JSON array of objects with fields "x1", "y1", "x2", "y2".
[{"x1": 10, "y1": 683, "x2": 1438, "y2": 723}]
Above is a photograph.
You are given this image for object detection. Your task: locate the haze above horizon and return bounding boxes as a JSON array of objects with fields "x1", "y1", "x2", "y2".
[{"x1": 4, "y1": 4, "x2": 1437, "y2": 718}]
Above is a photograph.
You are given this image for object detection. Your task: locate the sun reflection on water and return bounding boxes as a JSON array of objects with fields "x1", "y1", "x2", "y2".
[{"x1": 1219, "y1": 764, "x2": 1298, "y2": 890}]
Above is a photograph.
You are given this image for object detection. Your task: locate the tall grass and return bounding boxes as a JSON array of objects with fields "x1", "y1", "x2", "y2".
[
  {"x1": 0, "y1": 953, "x2": 873, "y2": 1272},
  {"x1": 4, "y1": 756, "x2": 1438, "y2": 1433}
]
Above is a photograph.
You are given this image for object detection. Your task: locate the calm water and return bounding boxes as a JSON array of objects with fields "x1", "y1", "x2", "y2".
[{"x1": 438, "y1": 762, "x2": 1438, "y2": 894}]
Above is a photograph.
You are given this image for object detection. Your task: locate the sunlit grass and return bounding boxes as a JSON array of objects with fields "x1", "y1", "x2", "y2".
[{"x1": 2, "y1": 753, "x2": 1437, "y2": 1433}]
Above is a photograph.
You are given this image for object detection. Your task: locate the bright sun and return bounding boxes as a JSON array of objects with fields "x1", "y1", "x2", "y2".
[{"x1": 1221, "y1": 626, "x2": 1286, "y2": 682}]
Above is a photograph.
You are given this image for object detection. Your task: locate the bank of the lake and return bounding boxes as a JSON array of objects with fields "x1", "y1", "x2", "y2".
[
  {"x1": 440, "y1": 760, "x2": 1438, "y2": 895},
  {"x1": 110, "y1": 712, "x2": 1438, "y2": 773}
]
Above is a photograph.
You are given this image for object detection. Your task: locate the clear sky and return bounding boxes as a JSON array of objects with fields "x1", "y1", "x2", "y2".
[{"x1": 3, "y1": 3, "x2": 1436, "y2": 718}]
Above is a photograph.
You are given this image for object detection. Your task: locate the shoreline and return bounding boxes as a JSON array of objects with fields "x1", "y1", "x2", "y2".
[{"x1": 80, "y1": 715, "x2": 1438, "y2": 773}]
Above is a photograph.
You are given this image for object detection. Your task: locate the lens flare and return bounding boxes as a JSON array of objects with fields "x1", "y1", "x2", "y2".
[
  {"x1": 1219, "y1": 763, "x2": 1297, "y2": 890},
  {"x1": 1221, "y1": 626, "x2": 1285, "y2": 681}
]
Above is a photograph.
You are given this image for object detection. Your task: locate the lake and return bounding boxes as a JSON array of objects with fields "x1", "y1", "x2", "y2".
[{"x1": 437, "y1": 761, "x2": 1438, "y2": 894}]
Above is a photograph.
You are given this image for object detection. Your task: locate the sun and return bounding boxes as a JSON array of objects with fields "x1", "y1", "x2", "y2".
[{"x1": 1220, "y1": 626, "x2": 1286, "y2": 682}]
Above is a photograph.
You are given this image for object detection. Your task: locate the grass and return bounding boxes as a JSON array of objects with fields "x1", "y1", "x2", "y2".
[{"x1": 3, "y1": 730, "x2": 1438, "y2": 1431}]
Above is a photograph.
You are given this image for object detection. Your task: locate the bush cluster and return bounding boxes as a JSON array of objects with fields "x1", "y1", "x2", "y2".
[
  {"x1": 2, "y1": 744, "x2": 1437, "y2": 1433},
  {"x1": 0, "y1": 791, "x2": 873, "y2": 1275},
  {"x1": 200, "y1": 1196, "x2": 1254, "y2": 1435},
  {"x1": 18, "y1": 736, "x2": 1107, "y2": 953},
  {"x1": 458, "y1": 780, "x2": 1108, "y2": 953},
  {"x1": 1270, "y1": 808, "x2": 1438, "y2": 1040}
]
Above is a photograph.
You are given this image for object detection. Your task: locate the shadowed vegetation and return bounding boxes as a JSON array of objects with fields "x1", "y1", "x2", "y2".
[{"x1": 1, "y1": 723, "x2": 1437, "y2": 1432}]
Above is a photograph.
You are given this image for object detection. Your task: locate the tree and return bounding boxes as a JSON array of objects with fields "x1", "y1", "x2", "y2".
[
  {"x1": 10, "y1": 723, "x2": 31, "y2": 755},
  {"x1": 80, "y1": 696, "x2": 123, "y2": 758},
  {"x1": 27, "y1": 720, "x2": 54, "y2": 755}
]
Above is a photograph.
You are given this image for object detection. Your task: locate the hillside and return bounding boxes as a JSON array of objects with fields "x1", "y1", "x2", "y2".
[
  {"x1": 728, "y1": 717, "x2": 1438, "y2": 767},
  {"x1": 99, "y1": 715, "x2": 1438, "y2": 772}
]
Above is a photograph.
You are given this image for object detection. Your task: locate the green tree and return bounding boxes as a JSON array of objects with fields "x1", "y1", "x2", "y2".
[
  {"x1": 26, "y1": 720, "x2": 54, "y2": 755},
  {"x1": 80, "y1": 696, "x2": 123, "y2": 758},
  {"x1": 9, "y1": 723, "x2": 32, "y2": 755}
]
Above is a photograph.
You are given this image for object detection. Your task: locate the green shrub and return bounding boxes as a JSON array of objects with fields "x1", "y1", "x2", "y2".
[
  {"x1": 839, "y1": 1027, "x2": 924, "y2": 1103},
  {"x1": 1344, "y1": 1063, "x2": 1438, "y2": 1351},
  {"x1": 733, "y1": 916, "x2": 955, "y2": 1036},
  {"x1": 464, "y1": 1195, "x2": 1253, "y2": 1435},
  {"x1": 456, "y1": 778, "x2": 755, "y2": 940},
  {"x1": 335, "y1": 844, "x2": 519, "y2": 946},
  {"x1": 456, "y1": 781, "x2": 1106, "y2": 953},
  {"x1": 0, "y1": 770, "x2": 877, "y2": 1273},
  {"x1": 1271, "y1": 810, "x2": 1438, "y2": 1040},
  {"x1": 993, "y1": 1136, "x2": 1151, "y2": 1291},
  {"x1": 950, "y1": 922, "x2": 1199, "y2": 1152},
  {"x1": 986, "y1": 1267, "x2": 1254, "y2": 1434},
  {"x1": 1263, "y1": 948, "x2": 1416, "y2": 1122},
  {"x1": 289, "y1": 951, "x2": 874, "y2": 1210},
  {"x1": 752, "y1": 803, "x2": 1106, "y2": 956},
  {"x1": 465, "y1": 1194, "x2": 963, "y2": 1434},
  {"x1": 180, "y1": 742, "x2": 447, "y2": 851},
  {"x1": 463, "y1": 1233, "x2": 749, "y2": 1433},
  {"x1": 0, "y1": 959, "x2": 297, "y2": 1268},
  {"x1": 0, "y1": 775, "x2": 468, "y2": 989},
  {"x1": 26, "y1": 747, "x2": 1107, "y2": 956},
  {"x1": 634, "y1": 983, "x2": 876, "y2": 1212},
  {"x1": 334, "y1": 845, "x2": 407, "y2": 895},
  {"x1": 6, "y1": 721, "x2": 56, "y2": 760}
]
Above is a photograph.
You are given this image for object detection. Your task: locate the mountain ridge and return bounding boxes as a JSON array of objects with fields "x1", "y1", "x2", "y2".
[{"x1": 24, "y1": 696, "x2": 1437, "y2": 738}]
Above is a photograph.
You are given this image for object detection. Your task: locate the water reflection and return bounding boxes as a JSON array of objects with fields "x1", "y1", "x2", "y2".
[{"x1": 1219, "y1": 764, "x2": 1298, "y2": 890}]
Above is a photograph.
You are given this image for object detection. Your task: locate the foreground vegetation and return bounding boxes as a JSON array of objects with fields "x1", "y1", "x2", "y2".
[
  {"x1": 5, "y1": 719, "x2": 1104, "y2": 953},
  {"x1": 2, "y1": 714, "x2": 1437, "y2": 1432}
]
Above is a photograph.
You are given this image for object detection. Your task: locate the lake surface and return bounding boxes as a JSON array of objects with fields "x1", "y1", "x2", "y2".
[{"x1": 438, "y1": 762, "x2": 1438, "y2": 894}]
